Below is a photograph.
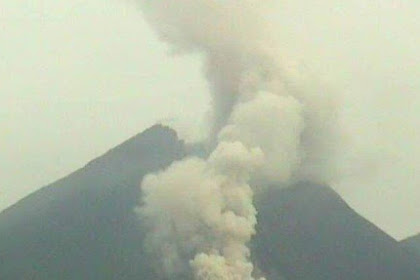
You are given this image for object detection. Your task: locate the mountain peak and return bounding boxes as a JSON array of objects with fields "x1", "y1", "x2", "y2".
[
  {"x1": 84, "y1": 124, "x2": 182, "y2": 169},
  {"x1": 1, "y1": 126, "x2": 419, "y2": 280}
]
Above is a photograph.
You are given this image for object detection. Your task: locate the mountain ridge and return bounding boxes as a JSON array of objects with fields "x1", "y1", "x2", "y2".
[
  {"x1": 401, "y1": 233, "x2": 420, "y2": 257},
  {"x1": 1, "y1": 125, "x2": 419, "y2": 280},
  {"x1": 0, "y1": 124, "x2": 185, "y2": 280}
]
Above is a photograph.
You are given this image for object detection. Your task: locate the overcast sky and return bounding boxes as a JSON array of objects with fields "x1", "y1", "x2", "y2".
[{"x1": 1, "y1": 0, "x2": 419, "y2": 240}]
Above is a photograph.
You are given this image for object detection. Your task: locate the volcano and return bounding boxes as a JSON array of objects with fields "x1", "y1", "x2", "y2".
[{"x1": 1, "y1": 125, "x2": 419, "y2": 280}]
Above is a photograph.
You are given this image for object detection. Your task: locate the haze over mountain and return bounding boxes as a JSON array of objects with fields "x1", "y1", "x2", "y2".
[
  {"x1": 1, "y1": 125, "x2": 419, "y2": 280},
  {"x1": 2, "y1": 0, "x2": 420, "y2": 241}
]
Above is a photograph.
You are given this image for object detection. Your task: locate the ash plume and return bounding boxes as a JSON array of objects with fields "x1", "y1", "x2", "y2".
[{"x1": 136, "y1": 1, "x2": 338, "y2": 279}]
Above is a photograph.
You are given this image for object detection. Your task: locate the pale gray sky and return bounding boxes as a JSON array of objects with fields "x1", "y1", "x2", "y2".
[
  {"x1": 0, "y1": 0, "x2": 210, "y2": 210},
  {"x1": 1, "y1": 0, "x2": 419, "y2": 240}
]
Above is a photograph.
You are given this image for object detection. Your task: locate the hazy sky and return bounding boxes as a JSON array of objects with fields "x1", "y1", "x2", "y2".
[{"x1": 1, "y1": 0, "x2": 419, "y2": 240}]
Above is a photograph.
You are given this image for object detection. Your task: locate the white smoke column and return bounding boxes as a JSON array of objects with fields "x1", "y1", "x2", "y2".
[
  {"x1": 140, "y1": 140, "x2": 264, "y2": 279},
  {"x1": 139, "y1": 92, "x2": 304, "y2": 279},
  {"x1": 220, "y1": 92, "x2": 304, "y2": 184},
  {"x1": 137, "y1": 0, "x2": 336, "y2": 279},
  {"x1": 138, "y1": 0, "x2": 337, "y2": 181},
  {"x1": 137, "y1": 0, "x2": 272, "y2": 133}
]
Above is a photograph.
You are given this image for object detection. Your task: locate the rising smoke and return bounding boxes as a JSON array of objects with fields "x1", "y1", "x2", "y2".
[{"x1": 137, "y1": 1, "x2": 337, "y2": 279}]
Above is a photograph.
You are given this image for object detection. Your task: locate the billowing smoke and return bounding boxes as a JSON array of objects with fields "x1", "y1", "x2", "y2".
[{"x1": 136, "y1": 1, "x2": 337, "y2": 279}]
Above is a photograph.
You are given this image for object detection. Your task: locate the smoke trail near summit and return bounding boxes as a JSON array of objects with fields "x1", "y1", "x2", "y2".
[
  {"x1": 136, "y1": 1, "x2": 338, "y2": 279},
  {"x1": 140, "y1": 92, "x2": 304, "y2": 279}
]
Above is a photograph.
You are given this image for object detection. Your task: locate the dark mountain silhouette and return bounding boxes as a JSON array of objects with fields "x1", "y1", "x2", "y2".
[
  {"x1": 1, "y1": 125, "x2": 419, "y2": 280},
  {"x1": 401, "y1": 234, "x2": 420, "y2": 258},
  {"x1": 253, "y1": 184, "x2": 420, "y2": 280},
  {"x1": 0, "y1": 125, "x2": 185, "y2": 280}
]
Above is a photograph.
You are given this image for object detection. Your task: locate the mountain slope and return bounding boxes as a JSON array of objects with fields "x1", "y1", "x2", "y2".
[
  {"x1": 0, "y1": 125, "x2": 185, "y2": 280},
  {"x1": 401, "y1": 234, "x2": 420, "y2": 257},
  {"x1": 253, "y1": 183, "x2": 420, "y2": 280},
  {"x1": 1, "y1": 125, "x2": 419, "y2": 280}
]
